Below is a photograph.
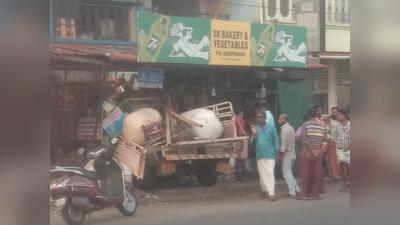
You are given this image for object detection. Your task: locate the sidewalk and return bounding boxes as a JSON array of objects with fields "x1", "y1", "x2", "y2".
[{"x1": 135, "y1": 177, "x2": 339, "y2": 205}]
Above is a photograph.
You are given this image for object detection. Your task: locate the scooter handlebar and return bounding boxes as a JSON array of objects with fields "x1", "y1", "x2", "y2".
[{"x1": 87, "y1": 147, "x2": 107, "y2": 159}]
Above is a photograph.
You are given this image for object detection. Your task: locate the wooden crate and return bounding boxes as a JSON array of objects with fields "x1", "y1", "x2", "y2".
[
  {"x1": 114, "y1": 136, "x2": 146, "y2": 179},
  {"x1": 203, "y1": 102, "x2": 236, "y2": 138}
]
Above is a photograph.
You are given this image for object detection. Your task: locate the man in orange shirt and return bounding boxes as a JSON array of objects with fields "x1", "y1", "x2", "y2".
[
  {"x1": 314, "y1": 105, "x2": 326, "y2": 127},
  {"x1": 234, "y1": 106, "x2": 248, "y2": 181},
  {"x1": 326, "y1": 107, "x2": 341, "y2": 179}
]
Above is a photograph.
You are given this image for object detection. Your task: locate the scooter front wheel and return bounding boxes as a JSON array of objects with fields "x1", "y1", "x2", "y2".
[
  {"x1": 61, "y1": 199, "x2": 87, "y2": 225},
  {"x1": 118, "y1": 189, "x2": 138, "y2": 217}
]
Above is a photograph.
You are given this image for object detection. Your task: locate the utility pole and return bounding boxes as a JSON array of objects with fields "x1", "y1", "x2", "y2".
[
  {"x1": 259, "y1": 0, "x2": 264, "y2": 23},
  {"x1": 320, "y1": 0, "x2": 326, "y2": 52}
]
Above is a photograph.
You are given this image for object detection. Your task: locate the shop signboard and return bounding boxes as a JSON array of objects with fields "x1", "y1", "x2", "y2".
[
  {"x1": 77, "y1": 124, "x2": 103, "y2": 140},
  {"x1": 137, "y1": 68, "x2": 164, "y2": 89},
  {"x1": 138, "y1": 13, "x2": 307, "y2": 68}
]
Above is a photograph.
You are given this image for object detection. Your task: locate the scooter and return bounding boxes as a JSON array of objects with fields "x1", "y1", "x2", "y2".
[{"x1": 50, "y1": 135, "x2": 137, "y2": 225}]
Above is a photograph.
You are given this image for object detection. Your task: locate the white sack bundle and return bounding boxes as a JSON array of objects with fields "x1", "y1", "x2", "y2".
[
  {"x1": 181, "y1": 108, "x2": 224, "y2": 140},
  {"x1": 122, "y1": 108, "x2": 162, "y2": 145}
]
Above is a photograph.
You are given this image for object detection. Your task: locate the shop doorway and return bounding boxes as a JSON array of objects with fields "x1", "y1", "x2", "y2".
[{"x1": 276, "y1": 78, "x2": 314, "y2": 176}]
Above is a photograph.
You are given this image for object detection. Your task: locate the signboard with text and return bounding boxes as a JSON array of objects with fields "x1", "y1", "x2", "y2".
[
  {"x1": 137, "y1": 68, "x2": 164, "y2": 89},
  {"x1": 138, "y1": 14, "x2": 307, "y2": 68},
  {"x1": 77, "y1": 124, "x2": 103, "y2": 140}
]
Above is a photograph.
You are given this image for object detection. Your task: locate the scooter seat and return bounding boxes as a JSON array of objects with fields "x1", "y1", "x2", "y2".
[{"x1": 80, "y1": 169, "x2": 100, "y2": 181}]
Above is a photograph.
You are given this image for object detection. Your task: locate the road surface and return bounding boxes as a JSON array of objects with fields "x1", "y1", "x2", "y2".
[{"x1": 50, "y1": 182, "x2": 349, "y2": 225}]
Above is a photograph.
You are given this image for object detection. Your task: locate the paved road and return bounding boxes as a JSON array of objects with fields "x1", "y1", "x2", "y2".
[{"x1": 51, "y1": 182, "x2": 349, "y2": 225}]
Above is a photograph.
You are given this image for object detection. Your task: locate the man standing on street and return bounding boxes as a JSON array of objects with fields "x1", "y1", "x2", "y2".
[
  {"x1": 251, "y1": 110, "x2": 280, "y2": 201},
  {"x1": 335, "y1": 109, "x2": 351, "y2": 192},
  {"x1": 314, "y1": 105, "x2": 326, "y2": 127},
  {"x1": 234, "y1": 105, "x2": 248, "y2": 181},
  {"x1": 278, "y1": 114, "x2": 301, "y2": 198},
  {"x1": 326, "y1": 107, "x2": 341, "y2": 179},
  {"x1": 296, "y1": 114, "x2": 309, "y2": 179},
  {"x1": 298, "y1": 109, "x2": 327, "y2": 200},
  {"x1": 314, "y1": 105, "x2": 328, "y2": 194}
]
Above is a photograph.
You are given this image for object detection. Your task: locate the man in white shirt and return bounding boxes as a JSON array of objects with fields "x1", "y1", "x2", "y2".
[
  {"x1": 335, "y1": 110, "x2": 351, "y2": 192},
  {"x1": 261, "y1": 102, "x2": 274, "y2": 126}
]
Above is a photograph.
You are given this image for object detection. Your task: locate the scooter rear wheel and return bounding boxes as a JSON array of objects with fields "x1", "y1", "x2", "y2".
[
  {"x1": 118, "y1": 189, "x2": 138, "y2": 217},
  {"x1": 61, "y1": 199, "x2": 87, "y2": 225}
]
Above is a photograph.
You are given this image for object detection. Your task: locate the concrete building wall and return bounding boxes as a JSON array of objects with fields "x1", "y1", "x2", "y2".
[
  {"x1": 232, "y1": 0, "x2": 351, "y2": 53},
  {"x1": 229, "y1": 0, "x2": 260, "y2": 22},
  {"x1": 337, "y1": 86, "x2": 350, "y2": 109},
  {"x1": 326, "y1": 25, "x2": 350, "y2": 52},
  {"x1": 200, "y1": 0, "x2": 230, "y2": 15}
]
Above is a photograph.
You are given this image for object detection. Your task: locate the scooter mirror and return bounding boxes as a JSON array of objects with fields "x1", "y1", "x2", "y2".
[
  {"x1": 78, "y1": 148, "x2": 86, "y2": 155},
  {"x1": 111, "y1": 138, "x2": 118, "y2": 145}
]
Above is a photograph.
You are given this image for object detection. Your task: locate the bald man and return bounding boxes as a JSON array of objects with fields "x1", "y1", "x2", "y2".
[{"x1": 278, "y1": 114, "x2": 301, "y2": 198}]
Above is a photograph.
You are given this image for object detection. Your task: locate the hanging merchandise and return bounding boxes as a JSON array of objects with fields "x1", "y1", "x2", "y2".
[
  {"x1": 177, "y1": 84, "x2": 184, "y2": 94},
  {"x1": 211, "y1": 86, "x2": 216, "y2": 97},
  {"x1": 226, "y1": 78, "x2": 231, "y2": 88},
  {"x1": 60, "y1": 85, "x2": 75, "y2": 112},
  {"x1": 86, "y1": 108, "x2": 92, "y2": 117},
  {"x1": 260, "y1": 83, "x2": 267, "y2": 98},
  {"x1": 184, "y1": 94, "x2": 196, "y2": 111},
  {"x1": 132, "y1": 78, "x2": 139, "y2": 91},
  {"x1": 102, "y1": 100, "x2": 115, "y2": 113},
  {"x1": 109, "y1": 85, "x2": 124, "y2": 100}
]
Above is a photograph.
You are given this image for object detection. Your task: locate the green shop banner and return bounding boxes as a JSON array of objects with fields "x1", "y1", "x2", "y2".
[{"x1": 138, "y1": 13, "x2": 307, "y2": 68}]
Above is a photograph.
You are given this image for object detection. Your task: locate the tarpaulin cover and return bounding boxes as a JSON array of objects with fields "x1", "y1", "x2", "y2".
[{"x1": 277, "y1": 78, "x2": 314, "y2": 175}]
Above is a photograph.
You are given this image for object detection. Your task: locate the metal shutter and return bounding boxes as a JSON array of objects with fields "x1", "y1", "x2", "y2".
[{"x1": 336, "y1": 59, "x2": 350, "y2": 86}]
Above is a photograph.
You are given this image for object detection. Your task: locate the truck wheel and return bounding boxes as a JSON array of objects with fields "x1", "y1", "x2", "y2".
[
  {"x1": 196, "y1": 160, "x2": 218, "y2": 187},
  {"x1": 137, "y1": 158, "x2": 157, "y2": 191}
]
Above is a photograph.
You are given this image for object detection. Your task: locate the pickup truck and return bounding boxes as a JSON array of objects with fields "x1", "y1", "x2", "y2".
[{"x1": 114, "y1": 100, "x2": 248, "y2": 190}]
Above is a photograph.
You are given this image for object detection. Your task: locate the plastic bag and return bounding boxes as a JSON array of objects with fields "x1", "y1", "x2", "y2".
[
  {"x1": 181, "y1": 108, "x2": 223, "y2": 140},
  {"x1": 122, "y1": 108, "x2": 162, "y2": 145},
  {"x1": 337, "y1": 149, "x2": 350, "y2": 164}
]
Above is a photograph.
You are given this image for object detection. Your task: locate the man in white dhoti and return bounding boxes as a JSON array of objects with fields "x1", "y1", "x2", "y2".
[{"x1": 251, "y1": 111, "x2": 280, "y2": 201}]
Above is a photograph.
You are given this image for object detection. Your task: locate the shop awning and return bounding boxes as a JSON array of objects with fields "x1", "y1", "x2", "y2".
[
  {"x1": 50, "y1": 43, "x2": 333, "y2": 69},
  {"x1": 50, "y1": 43, "x2": 138, "y2": 63},
  {"x1": 316, "y1": 52, "x2": 350, "y2": 60},
  {"x1": 306, "y1": 64, "x2": 330, "y2": 69}
]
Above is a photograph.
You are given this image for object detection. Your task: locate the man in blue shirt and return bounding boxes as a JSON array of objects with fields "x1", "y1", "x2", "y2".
[{"x1": 251, "y1": 110, "x2": 280, "y2": 201}]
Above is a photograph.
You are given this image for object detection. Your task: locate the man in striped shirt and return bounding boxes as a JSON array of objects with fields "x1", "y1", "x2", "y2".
[{"x1": 298, "y1": 109, "x2": 327, "y2": 200}]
